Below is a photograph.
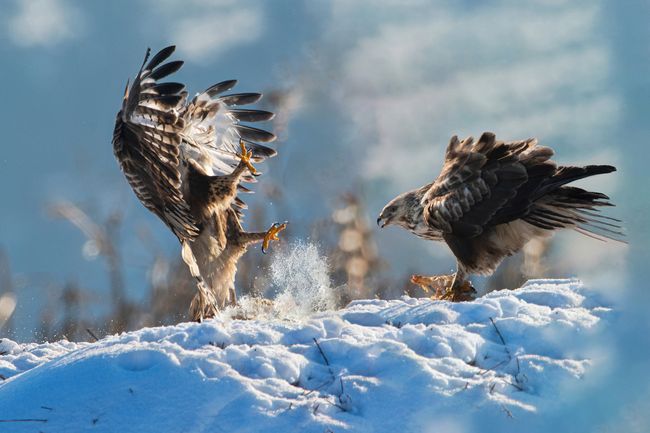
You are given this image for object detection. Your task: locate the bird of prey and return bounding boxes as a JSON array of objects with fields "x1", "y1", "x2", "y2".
[
  {"x1": 377, "y1": 132, "x2": 622, "y2": 301},
  {"x1": 113, "y1": 46, "x2": 285, "y2": 320}
]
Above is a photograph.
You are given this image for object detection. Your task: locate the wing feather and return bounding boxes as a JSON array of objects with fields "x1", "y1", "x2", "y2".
[
  {"x1": 113, "y1": 46, "x2": 199, "y2": 241},
  {"x1": 149, "y1": 60, "x2": 184, "y2": 80},
  {"x1": 423, "y1": 132, "x2": 531, "y2": 238},
  {"x1": 421, "y1": 132, "x2": 621, "y2": 273},
  {"x1": 229, "y1": 109, "x2": 275, "y2": 122},
  {"x1": 219, "y1": 93, "x2": 263, "y2": 106},
  {"x1": 180, "y1": 83, "x2": 276, "y2": 180},
  {"x1": 145, "y1": 45, "x2": 175, "y2": 70},
  {"x1": 114, "y1": 46, "x2": 277, "y2": 237},
  {"x1": 205, "y1": 79, "x2": 238, "y2": 96}
]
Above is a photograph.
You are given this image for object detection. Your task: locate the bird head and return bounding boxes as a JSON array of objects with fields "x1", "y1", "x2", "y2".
[{"x1": 377, "y1": 191, "x2": 419, "y2": 229}]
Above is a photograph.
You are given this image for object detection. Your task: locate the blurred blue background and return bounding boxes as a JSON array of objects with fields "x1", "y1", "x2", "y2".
[{"x1": 0, "y1": 0, "x2": 648, "y2": 430}]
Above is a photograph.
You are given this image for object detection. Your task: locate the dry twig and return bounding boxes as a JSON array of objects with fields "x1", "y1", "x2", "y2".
[
  {"x1": 313, "y1": 338, "x2": 331, "y2": 366},
  {"x1": 0, "y1": 419, "x2": 47, "y2": 423},
  {"x1": 86, "y1": 328, "x2": 99, "y2": 342}
]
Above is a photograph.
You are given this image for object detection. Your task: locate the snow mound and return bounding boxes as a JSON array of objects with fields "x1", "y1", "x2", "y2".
[{"x1": 0, "y1": 280, "x2": 610, "y2": 433}]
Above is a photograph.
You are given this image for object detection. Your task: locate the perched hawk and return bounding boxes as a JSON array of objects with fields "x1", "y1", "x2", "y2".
[
  {"x1": 113, "y1": 46, "x2": 285, "y2": 320},
  {"x1": 377, "y1": 132, "x2": 622, "y2": 301}
]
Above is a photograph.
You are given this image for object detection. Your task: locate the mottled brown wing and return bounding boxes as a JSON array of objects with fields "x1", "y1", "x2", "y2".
[
  {"x1": 113, "y1": 46, "x2": 199, "y2": 241},
  {"x1": 422, "y1": 132, "x2": 622, "y2": 273},
  {"x1": 424, "y1": 133, "x2": 621, "y2": 242},
  {"x1": 180, "y1": 80, "x2": 277, "y2": 221},
  {"x1": 181, "y1": 84, "x2": 276, "y2": 177},
  {"x1": 422, "y1": 132, "x2": 541, "y2": 238}
]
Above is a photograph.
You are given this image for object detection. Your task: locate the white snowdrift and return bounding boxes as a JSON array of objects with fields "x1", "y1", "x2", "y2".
[{"x1": 0, "y1": 279, "x2": 610, "y2": 433}]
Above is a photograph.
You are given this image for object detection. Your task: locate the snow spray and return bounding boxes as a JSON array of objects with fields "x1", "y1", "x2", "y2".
[{"x1": 269, "y1": 241, "x2": 337, "y2": 318}]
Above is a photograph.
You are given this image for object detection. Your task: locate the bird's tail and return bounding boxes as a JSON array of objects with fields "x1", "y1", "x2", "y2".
[
  {"x1": 528, "y1": 164, "x2": 614, "y2": 200},
  {"x1": 181, "y1": 240, "x2": 201, "y2": 279},
  {"x1": 181, "y1": 241, "x2": 220, "y2": 321},
  {"x1": 524, "y1": 178, "x2": 625, "y2": 243}
]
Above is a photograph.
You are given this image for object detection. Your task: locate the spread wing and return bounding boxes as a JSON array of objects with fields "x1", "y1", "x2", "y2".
[
  {"x1": 180, "y1": 79, "x2": 277, "y2": 219},
  {"x1": 114, "y1": 45, "x2": 278, "y2": 238},
  {"x1": 113, "y1": 46, "x2": 200, "y2": 241}
]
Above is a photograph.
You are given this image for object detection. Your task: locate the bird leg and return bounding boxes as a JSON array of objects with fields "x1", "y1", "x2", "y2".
[
  {"x1": 182, "y1": 240, "x2": 221, "y2": 321},
  {"x1": 444, "y1": 269, "x2": 477, "y2": 302},
  {"x1": 262, "y1": 222, "x2": 287, "y2": 254},
  {"x1": 189, "y1": 276, "x2": 220, "y2": 322},
  {"x1": 236, "y1": 139, "x2": 258, "y2": 176},
  {"x1": 234, "y1": 221, "x2": 288, "y2": 253}
]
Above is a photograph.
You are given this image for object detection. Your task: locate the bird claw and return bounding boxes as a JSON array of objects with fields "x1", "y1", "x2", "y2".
[
  {"x1": 444, "y1": 278, "x2": 476, "y2": 302},
  {"x1": 262, "y1": 222, "x2": 287, "y2": 254},
  {"x1": 237, "y1": 139, "x2": 258, "y2": 175}
]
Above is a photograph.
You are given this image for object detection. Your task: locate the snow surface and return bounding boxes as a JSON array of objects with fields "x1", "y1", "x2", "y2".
[{"x1": 0, "y1": 279, "x2": 610, "y2": 433}]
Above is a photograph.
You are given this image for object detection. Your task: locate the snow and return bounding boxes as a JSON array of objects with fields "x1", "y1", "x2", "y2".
[{"x1": 0, "y1": 279, "x2": 610, "y2": 433}]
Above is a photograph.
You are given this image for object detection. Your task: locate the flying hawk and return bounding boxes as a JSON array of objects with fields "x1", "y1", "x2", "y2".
[
  {"x1": 377, "y1": 132, "x2": 622, "y2": 301},
  {"x1": 113, "y1": 46, "x2": 285, "y2": 320}
]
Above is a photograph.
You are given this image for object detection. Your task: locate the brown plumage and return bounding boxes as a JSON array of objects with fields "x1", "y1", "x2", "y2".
[
  {"x1": 113, "y1": 46, "x2": 284, "y2": 320},
  {"x1": 377, "y1": 132, "x2": 623, "y2": 300}
]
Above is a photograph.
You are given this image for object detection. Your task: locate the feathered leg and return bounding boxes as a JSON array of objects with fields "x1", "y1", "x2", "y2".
[
  {"x1": 227, "y1": 195, "x2": 287, "y2": 253},
  {"x1": 182, "y1": 241, "x2": 220, "y2": 321},
  {"x1": 183, "y1": 141, "x2": 262, "y2": 320},
  {"x1": 445, "y1": 263, "x2": 476, "y2": 301},
  {"x1": 186, "y1": 210, "x2": 287, "y2": 319},
  {"x1": 206, "y1": 213, "x2": 286, "y2": 308}
]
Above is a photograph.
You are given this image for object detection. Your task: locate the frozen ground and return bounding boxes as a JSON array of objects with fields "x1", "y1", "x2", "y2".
[{"x1": 0, "y1": 279, "x2": 610, "y2": 433}]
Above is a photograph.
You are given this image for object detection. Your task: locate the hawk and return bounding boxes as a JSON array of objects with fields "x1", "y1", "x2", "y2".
[
  {"x1": 113, "y1": 46, "x2": 285, "y2": 320},
  {"x1": 377, "y1": 132, "x2": 622, "y2": 301}
]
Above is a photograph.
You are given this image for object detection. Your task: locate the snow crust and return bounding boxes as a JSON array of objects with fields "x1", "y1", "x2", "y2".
[{"x1": 0, "y1": 279, "x2": 610, "y2": 433}]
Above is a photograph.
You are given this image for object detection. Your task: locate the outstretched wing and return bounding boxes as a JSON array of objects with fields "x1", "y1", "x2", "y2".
[
  {"x1": 113, "y1": 46, "x2": 200, "y2": 241},
  {"x1": 180, "y1": 79, "x2": 277, "y2": 218}
]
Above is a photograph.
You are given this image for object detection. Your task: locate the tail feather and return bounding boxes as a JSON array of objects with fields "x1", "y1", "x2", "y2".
[
  {"x1": 181, "y1": 240, "x2": 202, "y2": 279},
  {"x1": 533, "y1": 164, "x2": 616, "y2": 201},
  {"x1": 578, "y1": 209, "x2": 622, "y2": 223},
  {"x1": 525, "y1": 183, "x2": 625, "y2": 243},
  {"x1": 555, "y1": 164, "x2": 616, "y2": 182}
]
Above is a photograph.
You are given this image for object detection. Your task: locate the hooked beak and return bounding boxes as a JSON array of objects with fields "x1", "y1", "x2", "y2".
[{"x1": 377, "y1": 216, "x2": 388, "y2": 228}]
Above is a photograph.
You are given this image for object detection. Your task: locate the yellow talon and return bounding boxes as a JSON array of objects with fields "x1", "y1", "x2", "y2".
[
  {"x1": 238, "y1": 139, "x2": 258, "y2": 175},
  {"x1": 262, "y1": 222, "x2": 287, "y2": 254}
]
